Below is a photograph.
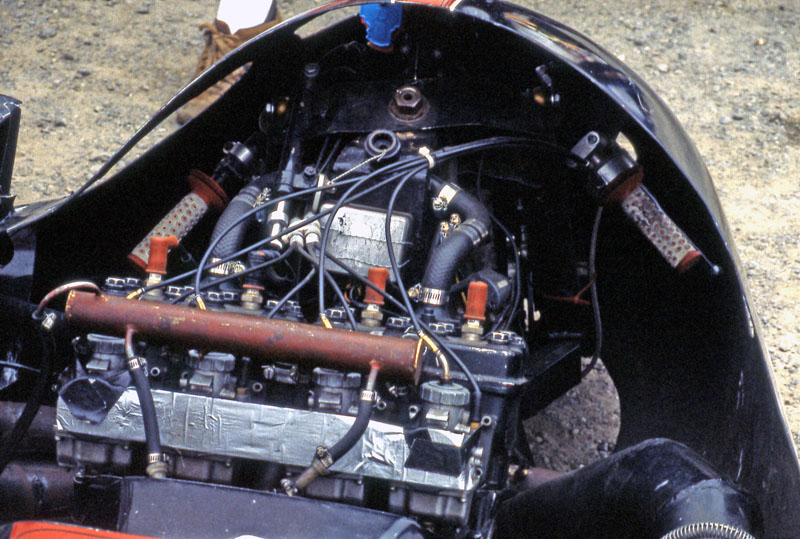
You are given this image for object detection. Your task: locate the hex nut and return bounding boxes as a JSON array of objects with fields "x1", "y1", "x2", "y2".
[{"x1": 391, "y1": 86, "x2": 428, "y2": 121}]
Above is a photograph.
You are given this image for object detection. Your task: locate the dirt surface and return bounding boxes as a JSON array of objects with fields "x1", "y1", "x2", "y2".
[{"x1": 1, "y1": 0, "x2": 799, "y2": 469}]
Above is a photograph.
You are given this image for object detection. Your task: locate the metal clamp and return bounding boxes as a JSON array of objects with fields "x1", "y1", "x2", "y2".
[
  {"x1": 420, "y1": 287, "x2": 447, "y2": 306},
  {"x1": 127, "y1": 356, "x2": 146, "y2": 371}
]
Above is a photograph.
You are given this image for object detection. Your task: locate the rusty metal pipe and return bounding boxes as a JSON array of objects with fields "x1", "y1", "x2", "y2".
[
  {"x1": 65, "y1": 291, "x2": 422, "y2": 382},
  {"x1": 0, "y1": 403, "x2": 56, "y2": 457},
  {"x1": 0, "y1": 461, "x2": 74, "y2": 520}
]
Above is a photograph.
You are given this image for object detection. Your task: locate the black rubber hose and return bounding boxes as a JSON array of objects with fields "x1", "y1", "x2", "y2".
[
  {"x1": 421, "y1": 220, "x2": 487, "y2": 292},
  {"x1": 447, "y1": 188, "x2": 491, "y2": 226},
  {"x1": 128, "y1": 365, "x2": 162, "y2": 461},
  {"x1": 329, "y1": 397, "x2": 374, "y2": 461},
  {"x1": 0, "y1": 326, "x2": 54, "y2": 477},
  {"x1": 124, "y1": 329, "x2": 163, "y2": 477},
  {"x1": 210, "y1": 183, "x2": 262, "y2": 259},
  {"x1": 494, "y1": 438, "x2": 762, "y2": 539},
  {"x1": 421, "y1": 181, "x2": 492, "y2": 294},
  {"x1": 421, "y1": 228, "x2": 474, "y2": 291}
]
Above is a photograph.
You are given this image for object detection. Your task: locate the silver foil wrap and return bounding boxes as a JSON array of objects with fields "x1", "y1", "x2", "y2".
[
  {"x1": 319, "y1": 203, "x2": 412, "y2": 280},
  {"x1": 56, "y1": 389, "x2": 475, "y2": 492}
]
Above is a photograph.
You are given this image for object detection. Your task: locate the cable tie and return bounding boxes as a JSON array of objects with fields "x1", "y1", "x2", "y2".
[{"x1": 418, "y1": 146, "x2": 435, "y2": 169}]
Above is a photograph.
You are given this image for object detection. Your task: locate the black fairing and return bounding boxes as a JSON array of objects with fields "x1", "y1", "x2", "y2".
[{"x1": 0, "y1": 1, "x2": 798, "y2": 536}]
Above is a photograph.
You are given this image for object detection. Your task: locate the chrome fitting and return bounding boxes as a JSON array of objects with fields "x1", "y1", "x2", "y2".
[
  {"x1": 281, "y1": 478, "x2": 298, "y2": 496},
  {"x1": 240, "y1": 288, "x2": 264, "y2": 311},
  {"x1": 461, "y1": 319, "x2": 484, "y2": 341},
  {"x1": 361, "y1": 303, "x2": 383, "y2": 327},
  {"x1": 146, "y1": 459, "x2": 168, "y2": 479},
  {"x1": 41, "y1": 312, "x2": 57, "y2": 331}
]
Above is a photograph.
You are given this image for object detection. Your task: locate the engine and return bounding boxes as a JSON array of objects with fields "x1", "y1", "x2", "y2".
[{"x1": 31, "y1": 9, "x2": 734, "y2": 536}]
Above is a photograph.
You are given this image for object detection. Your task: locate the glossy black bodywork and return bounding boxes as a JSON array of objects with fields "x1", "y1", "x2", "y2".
[
  {"x1": 0, "y1": 1, "x2": 798, "y2": 536},
  {"x1": 0, "y1": 96, "x2": 20, "y2": 225}
]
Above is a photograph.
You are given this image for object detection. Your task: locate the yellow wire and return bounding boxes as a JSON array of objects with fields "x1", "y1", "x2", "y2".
[
  {"x1": 417, "y1": 331, "x2": 451, "y2": 381},
  {"x1": 320, "y1": 314, "x2": 333, "y2": 329}
]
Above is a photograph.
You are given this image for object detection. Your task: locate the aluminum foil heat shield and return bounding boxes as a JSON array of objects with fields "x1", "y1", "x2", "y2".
[{"x1": 56, "y1": 389, "x2": 476, "y2": 492}]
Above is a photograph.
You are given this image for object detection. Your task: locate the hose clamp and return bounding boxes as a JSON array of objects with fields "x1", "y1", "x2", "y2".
[
  {"x1": 461, "y1": 218, "x2": 490, "y2": 246},
  {"x1": 127, "y1": 356, "x2": 146, "y2": 371},
  {"x1": 420, "y1": 287, "x2": 447, "y2": 306},
  {"x1": 433, "y1": 183, "x2": 460, "y2": 212},
  {"x1": 314, "y1": 446, "x2": 333, "y2": 471},
  {"x1": 147, "y1": 452, "x2": 165, "y2": 464},
  {"x1": 361, "y1": 390, "x2": 377, "y2": 402}
]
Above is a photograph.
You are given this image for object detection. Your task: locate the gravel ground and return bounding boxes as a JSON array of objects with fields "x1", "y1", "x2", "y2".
[{"x1": 1, "y1": 0, "x2": 798, "y2": 469}]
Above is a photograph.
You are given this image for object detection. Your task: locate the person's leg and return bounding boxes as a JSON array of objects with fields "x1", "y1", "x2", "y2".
[{"x1": 176, "y1": 0, "x2": 280, "y2": 125}]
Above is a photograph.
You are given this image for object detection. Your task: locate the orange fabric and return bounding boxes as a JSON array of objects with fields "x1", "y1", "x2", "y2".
[{"x1": 11, "y1": 521, "x2": 160, "y2": 539}]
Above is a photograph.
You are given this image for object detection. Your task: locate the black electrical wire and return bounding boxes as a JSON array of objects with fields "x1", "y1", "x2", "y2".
[
  {"x1": 168, "y1": 246, "x2": 296, "y2": 304},
  {"x1": 384, "y1": 167, "x2": 484, "y2": 422},
  {"x1": 196, "y1": 156, "x2": 428, "y2": 305},
  {"x1": 327, "y1": 253, "x2": 409, "y2": 315},
  {"x1": 580, "y1": 206, "x2": 604, "y2": 378},
  {"x1": 314, "y1": 136, "x2": 330, "y2": 172},
  {"x1": 0, "y1": 325, "x2": 54, "y2": 476},
  {"x1": 318, "y1": 138, "x2": 342, "y2": 174},
  {"x1": 300, "y1": 246, "x2": 358, "y2": 331},
  {"x1": 316, "y1": 166, "x2": 423, "y2": 317},
  {"x1": 195, "y1": 175, "x2": 376, "y2": 301},
  {"x1": 314, "y1": 136, "x2": 552, "y2": 316},
  {"x1": 490, "y1": 216, "x2": 522, "y2": 333},
  {"x1": 0, "y1": 361, "x2": 40, "y2": 374},
  {"x1": 139, "y1": 138, "x2": 568, "y2": 309},
  {"x1": 266, "y1": 266, "x2": 316, "y2": 319},
  {"x1": 473, "y1": 154, "x2": 523, "y2": 333}
]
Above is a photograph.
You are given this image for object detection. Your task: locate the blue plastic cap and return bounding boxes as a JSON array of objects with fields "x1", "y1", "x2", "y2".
[{"x1": 360, "y1": 3, "x2": 403, "y2": 49}]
